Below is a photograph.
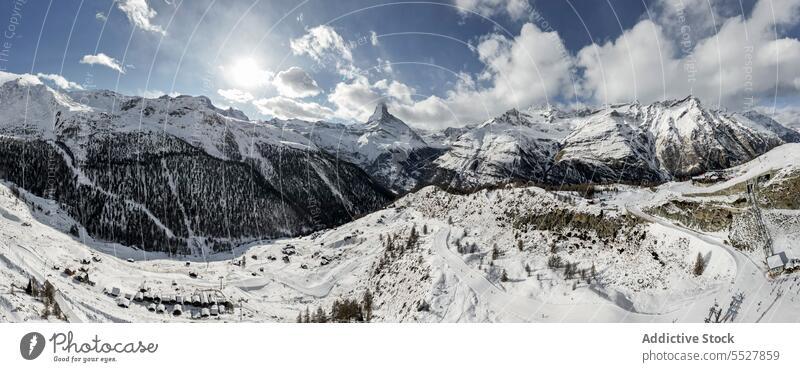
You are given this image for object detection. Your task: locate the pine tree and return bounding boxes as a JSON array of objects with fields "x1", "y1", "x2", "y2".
[
  {"x1": 315, "y1": 306, "x2": 327, "y2": 323},
  {"x1": 517, "y1": 240, "x2": 523, "y2": 252},
  {"x1": 525, "y1": 263, "x2": 532, "y2": 277},
  {"x1": 297, "y1": 311, "x2": 303, "y2": 323},
  {"x1": 362, "y1": 289, "x2": 373, "y2": 322},
  {"x1": 693, "y1": 253, "x2": 705, "y2": 276},
  {"x1": 500, "y1": 269, "x2": 509, "y2": 282},
  {"x1": 303, "y1": 306, "x2": 311, "y2": 323}
]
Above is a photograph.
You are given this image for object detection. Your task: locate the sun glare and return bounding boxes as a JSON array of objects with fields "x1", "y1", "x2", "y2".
[{"x1": 226, "y1": 57, "x2": 266, "y2": 88}]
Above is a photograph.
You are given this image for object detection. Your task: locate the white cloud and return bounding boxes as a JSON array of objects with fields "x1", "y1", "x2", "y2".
[
  {"x1": 576, "y1": 0, "x2": 800, "y2": 107},
  {"x1": 35, "y1": 73, "x2": 83, "y2": 90},
  {"x1": 253, "y1": 96, "x2": 335, "y2": 121},
  {"x1": 0, "y1": 71, "x2": 43, "y2": 86},
  {"x1": 217, "y1": 88, "x2": 254, "y2": 103},
  {"x1": 80, "y1": 53, "x2": 125, "y2": 73},
  {"x1": 323, "y1": 22, "x2": 573, "y2": 128},
  {"x1": 453, "y1": 0, "x2": 530, "y2": 20},
  {"x1": 374, "y1": 79, "x2": 415, "y2": 105},
  {"x1": 95, "y1": 12, "x2": 107, "y2": 22},
  {"x1": 290, "y1": 25, "x2": 356, "y2": 77},
  {"x1": 328, "y1": 75, "x2": 382, "y2": 121},
  {"x1": 273, "y1": 67, "x2": 322, "y2": 98},
  {"x1": 370, "y1": 31, "x2": 379, "y2": 46},
  {"x1": 117, "y1": 0, "x2": 166, "y2": 35},
  {"x1": 376, "y1": 58, "x2": 393, "y2": 74}
]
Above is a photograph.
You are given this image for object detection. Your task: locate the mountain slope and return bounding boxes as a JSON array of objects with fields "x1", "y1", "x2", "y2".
[
  {"x1": 280, "y1": 103, "x2": 442, "y2": 193},
  {"x1": 433, "y1": 97, "x2": 800, "y2": 188},
  {"x1": 0, "y1": 77, "x2": 391, "y2": 255}
]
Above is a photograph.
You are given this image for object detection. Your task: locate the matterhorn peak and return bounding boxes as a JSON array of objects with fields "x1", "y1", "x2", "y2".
[{"x1": 368, "y1": 102, "x2": 393, "y2": 123}]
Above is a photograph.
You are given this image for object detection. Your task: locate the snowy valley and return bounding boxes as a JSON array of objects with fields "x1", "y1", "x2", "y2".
[{"x1": 2, "y1": 75, "x2": 800, "y2": 323}]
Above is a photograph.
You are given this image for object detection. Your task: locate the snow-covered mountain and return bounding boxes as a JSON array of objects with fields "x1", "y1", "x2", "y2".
[
  {"x1": 1, "y1": 74, "x2": 798, "y2": 255},
  {"x1": 430, "y1": 108, "x2": 571, "y2": 189},
  {"x1": 0, "y1": 77, "x2": 391, "y2": 255},
  {"x1": 433, "y1": 96, "x2": 800, "y2": 188},
  {"x1": 278, "y1": 103, "x2": 442, "y2": 193}
]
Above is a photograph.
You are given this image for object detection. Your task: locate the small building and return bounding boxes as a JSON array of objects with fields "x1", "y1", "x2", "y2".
[
  {"x1": 783, "y1": 251, "x2": 800, "y2": 271},
  {"x1": 116, "y1": 297, "x2": 131, "y2": 308},
  {"x1": 172, "y1": 304, "x2": 183, "y2": 316},
  {"x1": 767, "y1": 253, "x2": 787, "y2": 275},
  {"x1": 110, "y1": 287, "x2": 121, "y2": 297},
  {"x1": 191, "y1": 294, "x2": 201, "y2": 306},
  {"x1": 147, "y1": 303, "x2": 157, "y2": 312},
  {"x1": 210, "y1": 304, "x2": 219, "y2": 316},
  {"x1": 200, "y1": 293, "x2": 209, "y2": 306},
  {"x1": 156, "y1": 304, "x2": 166, "y2": 314},
  {"x1": 201, "y1": 308, "x2": 210, "y2": 318}
]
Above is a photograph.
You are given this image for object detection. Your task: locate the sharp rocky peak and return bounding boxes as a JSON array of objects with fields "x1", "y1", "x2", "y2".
[{"x1": 368, "y1": 102, "x2": 394, "y2": 123}]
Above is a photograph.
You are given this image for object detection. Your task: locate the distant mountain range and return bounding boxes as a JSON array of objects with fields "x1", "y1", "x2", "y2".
[{"x1": 1, "y1": 76, "x2": 798, "y2": 254}]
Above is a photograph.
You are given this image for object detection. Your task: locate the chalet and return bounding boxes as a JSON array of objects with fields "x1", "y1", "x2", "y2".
[
  {"x1": 133, "y1": 292, "x2": 143, "y2": 302},
  {"x1": 783, "y1": 251, "x2": 800, "y2": 271},
  {"x1": 156, "y1": 304, "x2": 166, "y2": 314},
  {"x1": 172, "y1": 304, "x2": 183, "y2": 316},
  {"x1": 147, "y1": 303, "x2": 156, "y2": 312},
  {"x1": 210, "y1": 304, "x2": 219, "y2": 316},
  {"x1": 110, "y1": 287, "x2": 121, "y2": 297},
  {"x1": 767, "y1": 253, "x2": 786, "y2": 275},
  {"x1": 201, "y1": 308, "x2": 210, "y2": 318},
  {"x1": 116, "y1": 298, "x2": 130, "y2": 308}
]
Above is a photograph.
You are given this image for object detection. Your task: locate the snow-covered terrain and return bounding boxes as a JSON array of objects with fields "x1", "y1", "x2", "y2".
[
  {"x1": 3, "y1": 74, "x2": 800, "y2": 323},
  {"x1": 3, "y1": 143, "x2": 800, "y2": 322}
]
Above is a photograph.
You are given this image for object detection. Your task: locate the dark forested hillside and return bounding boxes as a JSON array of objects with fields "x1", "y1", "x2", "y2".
[{"x1": 0, "y1": 132, "x2": 391, "y2": 255}]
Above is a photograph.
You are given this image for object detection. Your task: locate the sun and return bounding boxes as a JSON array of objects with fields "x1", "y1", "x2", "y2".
[{"x1": 225, "y1": 57, "x2": 269, "y2": 89}]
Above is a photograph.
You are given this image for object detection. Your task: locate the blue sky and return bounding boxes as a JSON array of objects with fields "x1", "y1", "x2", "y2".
[{"x1": 1, "y1": 0, "x2": 798, "y2": 128}]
